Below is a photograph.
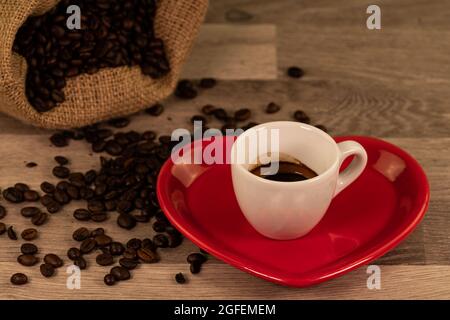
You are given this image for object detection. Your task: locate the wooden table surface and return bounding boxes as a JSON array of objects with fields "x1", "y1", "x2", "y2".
[{"x1": 1, "y1": 0, "x2": 449, "y2": 299}]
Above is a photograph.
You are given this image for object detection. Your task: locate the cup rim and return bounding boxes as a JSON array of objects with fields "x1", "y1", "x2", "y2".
[{"x1": 231, "y1": 121, "x2": 340, "y2": 185}]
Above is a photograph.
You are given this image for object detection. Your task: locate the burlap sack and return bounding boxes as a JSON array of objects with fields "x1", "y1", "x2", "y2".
[{"x1": 0, "y1": 0, "x2": 208, "y2": 129}]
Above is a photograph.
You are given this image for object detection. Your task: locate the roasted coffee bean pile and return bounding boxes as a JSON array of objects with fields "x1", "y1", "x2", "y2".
[
  {"x1": 67, "y1": 227, "x2": 164, "y2": 285},
  {"x1": 13, "y1": 0, "x2": 170, "y2": 112},
  {"x1": 1, "y1": 76, "x2": 326, "y2": 286}
]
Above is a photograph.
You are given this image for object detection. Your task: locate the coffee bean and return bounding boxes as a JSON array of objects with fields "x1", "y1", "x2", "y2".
[
  {"x1": 153, "y1": 234, "x2": 169, "y2": 248},
  {"x1": 69, "y1": 173, "x2": 86, "y2": 187},
  {"x1": 97, "y1": 129, "x2": 113, "y2": 140},
  {"x1": 110, "y1": 266, "x2": 131, "y2": 281},
  {"x1": 84, "y1": 170, "x2": 97, "y2": 185},
  {"x1": 46, "y1": 201, "x2": 61, "y2": 214},
  {"x1": 53, "y1": 166, "x2": 70, "y2": 179},
  {"x1": 73, "y1": 209, "x2": 91, "y2": 221},
  {"x1": 21, "y1": 243, "x2": 38, "y2": 255},
  {"x1": 123, "y1": 248, "x2": 137, "y2": 260},
  {"x1": 199, "y1": 78, "x2": 217, "y2": 89},
  {"x1": 11, "y1": 273, "x2": 28, "y2": 285},
  {"x1": 40, "y1": 263, "x2": 55, "y2": 278},
  {"x1": 44, "y1": 254, "x2": 63, "y2": 268},
  {"x1": 167, "y1": 231, "x2": 183, "y2": 248},
  {"x1": 0, "y1": 223, "x2": 6, "y2": 235},
  {"x1": 105, "y1": 140, "x2": 124, "y2": 156},
  {"x1": 26, "y1": 162, "x2": 38, "y2": 168},
  {"x1": 23, "y1": 190, "x2": 40, "y2": 202},
  {"x1": 108, "y1": 117, "x2": 130, "y2": 128},
  {"x1": 92, "y1": 139, "x2": 106, "y2": 154},
  {"x1": 234, "y1": 108, "x2": 251, "y2": 122},
  {"x1": 104, "y1": 274, "x2": 116, "y2": 286},
  {"x1": 141, "y1": 131, "x2": 156, "y2": 142},
  {"x1": 95, "y1": 235, "x2": 112, "y2": 247},
  {"x1": 21, "y1": 207, "x2": 40, "y2": 218},
  {"x1": 155, "y1": 211, "x2": 168, "y2": 223},
  {"x1": 110, "y1": 242, "x2": 125, "y2": 256},
  {"x1": 142, "y1": 238, "x2": 156, "y2": 251},
  {"x1": 31, "y1": 211, "x2": 48, "y2": 226},
  {"x1": 18, "y1": 254, "x2": 39, "y2": 266},
  {"x1": 51, "y1": 25, "x2": 65, "y2": 38},
  {"x1": 3, "y1": 187, "x2": 24, "y2": 203},
  {"x1": 40, "y1": 182, "x2": 56, "y2": 194},
  {"x1": 315, "y1": 124, "x2": 328, "y2": 133},
  {"x1": 80, "y1": 187, "x2": 95, "y2": 200},
  {"x1": 191, "y1": 115, "x2": 207, "y2": 124},
  {"x1": 190, "y1": 261, "x2": 202, "y2": 274},
  {"x1": 56, "y1": 181, "x2": 70, "y2": 191},
  {"x1": 145, "y1": 103, "x2": 164, "y2": 116},
  {"x1": 74, "y1": 257, "x2": 87, "y2": 270},
  {"x1": 132, "y1": 211, "x2": 151, "y2": 223},
  {"x1": 222, "y1": 120, "x2": 237, "y2": 133},
  {"x1": 152, "y1": 221, "x2": 166, "y2": 233},
  {"x1": 94, "y1": 252, "x2": 113, "y2": 266},
  {"x1": 213, "y1": 108, "x2": 228, "y2": 121},
  {"x1": 90, "y1": 228, "x2": 105, "y2": 238},
  {"x1": 14, "y1": 183, "x2": 29, "y2": 192},
  {"x1": 67, "y1": 247, "x2": 81, "y2": 261},
  {"x1": 21, "y1": 228, "x2": 38, "y2": 241},
  {"x1": 287, "y1": 66, "x2": 304, "y2": 78},
  {"x1": 66, "y1": 185, "x2": 80, "y2": 200},
  {"x1": 175, "y1": 273, "x2": 186, "y2": 284},
  {"x1": 137, "y1": 248, "x2": 159, "y2": 263},
  {"x1": 293, "y1": 110, "x2": 311, "y2": 124},
  {"x1": 80, "y1": 238, "x2": 97, "y2": 254},
  {"x1": 40, "y1": 194, "x2": 54, "y2": 206},
  {"x1": 158, "y1": 135, "x2": 172, "y2": 145},
  {"x1": 119, "y1": 258, "x2": 139, "y2": 270},
  {"x1": 0, "y1": 205, "x2": 6, "y2": 219},
  {"x1": 7, "y1": 226, "x2": 17, "y2": 240},
  {"x1": 126, "y1": 238, "x2": 142, "y2": 250},
  {"x1": 54, "y1": 156, "x2": 69, "y2": 165},
  {"x1": 50, "y1": 133, "x2": 69, "y2": 147},
  {"x1": 91, "y1": 212, "x2": 108, "y2": 222},
  {"x1": 201, "y1": 104, "x2": 216, "y2": 115},
  {"x1": 266, "y1": 102, "x2": 281, "y2": 114},
  {"x1": 72, "y1": 227, "x2": 90, "y2": 242},
  {"x1": 187, "y1": 253, "x2": 207, "y2": 265},
  {"x1": 175, "y1": 80, "x2": 197, "y2": 99},
  {"x1": 117, "y1": 213, "x2": 136, "y2": 230}
]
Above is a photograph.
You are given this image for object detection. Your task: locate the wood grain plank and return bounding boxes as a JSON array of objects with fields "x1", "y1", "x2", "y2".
[
  {"x1": 181, "y1": 24, "x2": 277, "y2": 80},
  {"x1": 0, "y1": 0, "x2": 449, "y2": 299},
  {"x1": 206, "y1": 1, "x2": 450, "y2": 87},
  {"x1": 208, "y1": 0, "x2": 450, "y2": 30},
  {"x1": 2, "y1": 78, "x2": 449, "y2": 138},
  {"x1": 0, "y1": 264, "x2": 449, "y2": 299}
]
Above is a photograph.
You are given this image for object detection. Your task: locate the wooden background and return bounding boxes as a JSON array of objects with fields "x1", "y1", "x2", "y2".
[{"x1": 0, "y1": 0, "x2": 449, "y2": 299}]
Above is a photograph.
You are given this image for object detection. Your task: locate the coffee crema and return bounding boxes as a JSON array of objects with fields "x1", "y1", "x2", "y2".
[{"x1": 250, "y1": 161, "x2": 318, "y2": 182}]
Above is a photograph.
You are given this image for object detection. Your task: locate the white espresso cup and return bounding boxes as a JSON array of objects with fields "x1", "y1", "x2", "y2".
[{"x1": 230, "y1": 121, "x2": 367, "y2": 240}]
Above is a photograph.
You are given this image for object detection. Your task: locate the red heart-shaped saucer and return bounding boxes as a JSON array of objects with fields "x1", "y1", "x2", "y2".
[{"x1": 157, "y1": 136, "x2": 429, "y2": 287}]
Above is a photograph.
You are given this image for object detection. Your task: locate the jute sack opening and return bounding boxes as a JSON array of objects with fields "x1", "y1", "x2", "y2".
[{"x1": 0, "y1": 0, "x2": 208, "y2": 129}]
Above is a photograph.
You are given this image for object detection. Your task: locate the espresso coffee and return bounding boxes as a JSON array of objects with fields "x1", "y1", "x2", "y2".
[{"x1": 251, "y1": 160, "x2": 318, "y2": 182}]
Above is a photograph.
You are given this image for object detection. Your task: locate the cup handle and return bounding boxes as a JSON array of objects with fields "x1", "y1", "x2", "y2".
[{"x1": 334, "y1": 141, "x2": 368, "y2": 197}]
